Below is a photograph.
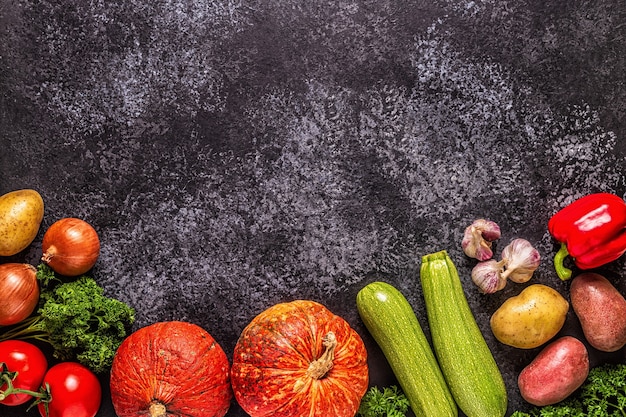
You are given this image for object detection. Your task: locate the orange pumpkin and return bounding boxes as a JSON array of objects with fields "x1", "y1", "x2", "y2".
[
  {"x1": 231, "y1": 300, "x2": 369, "y2": 417},
  {"x1": 110, "y1": 321, "x2": 232, "y2": 417}
]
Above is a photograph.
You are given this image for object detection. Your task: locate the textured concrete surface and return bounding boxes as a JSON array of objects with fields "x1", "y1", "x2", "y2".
[{"x1": 1, "y1": 1, "x2": 625, "y2": 416}]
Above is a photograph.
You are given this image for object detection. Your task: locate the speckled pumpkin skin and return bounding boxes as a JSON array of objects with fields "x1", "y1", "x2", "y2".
[
  {"x1": 231, "y1": 300, "x2": 369, "y2": 417},
  {"x1": 110, "y1": 321, "x2": 232, "y2": 417}
]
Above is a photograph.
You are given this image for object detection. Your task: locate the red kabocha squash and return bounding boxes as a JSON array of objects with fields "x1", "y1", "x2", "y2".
[
  {"x1": 231, "y1": 300, "x2": 369, "y2": 417},
  {"x1": 109, "y1": 321, "x2": 232, "y2": 417}
]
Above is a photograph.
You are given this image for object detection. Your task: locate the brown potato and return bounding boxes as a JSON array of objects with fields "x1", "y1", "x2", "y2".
[
  {"x1": 0, "y1": 189, "x2": 44, "y2": 256},
  {"x1": 570, "y1": 272, "x2": 626, "y2": 352},
  {"x1": 518, "y1": 336, "x2": 589, "y2": 406}
]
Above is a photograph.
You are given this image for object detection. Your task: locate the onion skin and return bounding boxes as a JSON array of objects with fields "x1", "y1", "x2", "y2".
[
  {"x1": 0, "y1": 263, "x2": 39, "y2": 326},
  {"x1": 41, "y1": 218, "x2": 101, "y2": 276}
]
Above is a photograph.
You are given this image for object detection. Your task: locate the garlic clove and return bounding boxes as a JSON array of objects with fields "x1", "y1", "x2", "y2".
[
  {"x1": 462, "y1": 227, "x2": 493, "y2": 261},
  {"x1": 501, "y1": 238, "x2": 541, "y2": 283},
  {"x1": 471, "y1": 259, "x2": 507, "y2": 293},
  {"x1": 462, "y1": 219, "x2": 501, "y2": 261},
  {"x1": 473, "y1": 219, "x2": 501, "y2": 242}
]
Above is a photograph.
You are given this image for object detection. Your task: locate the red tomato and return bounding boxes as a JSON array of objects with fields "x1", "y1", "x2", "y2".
[
  {"x1": 0, "y1": 340, "x2": 48, "y2": 406},
  {"x1": 37, "y1": 362, "x2": 101, "y2": 417}
]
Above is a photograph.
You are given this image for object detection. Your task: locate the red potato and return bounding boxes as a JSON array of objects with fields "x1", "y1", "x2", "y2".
[
  {"x1": 518, "y1": 336, "x2": 589, "y2": 407},
  {"x1": 570, "y1": 272, "x2": 626, "y2": 352}
]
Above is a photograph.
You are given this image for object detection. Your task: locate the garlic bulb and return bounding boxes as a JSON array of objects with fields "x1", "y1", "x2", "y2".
[
  {"x1": 501, "y1": 238, "x2": 541, "y2": 283},
  {"x1": 461, "y1": 219, "x2": 501, "y2": 261},
  {"x1": 471, "y1": 259, "x2": 507, "y2": 293}
]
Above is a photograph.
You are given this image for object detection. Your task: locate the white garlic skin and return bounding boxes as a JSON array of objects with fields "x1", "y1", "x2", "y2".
[
  {"x1": 471, "y1": 260, "x2": 507, "y2": 293},
  {"x1": 473, "y1": 219, "x2": 501, "y2": 241},
  {"x1": 461, "y1": 219, "x2": 501, "y2": 261},
  {"x1": 501, "y1": 238, "x2": 541, "y2": 283}
]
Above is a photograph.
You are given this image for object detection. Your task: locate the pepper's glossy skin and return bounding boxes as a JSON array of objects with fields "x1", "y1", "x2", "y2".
[{"x1": 548, "y1": 193, "x2": 626, "y2": 279}]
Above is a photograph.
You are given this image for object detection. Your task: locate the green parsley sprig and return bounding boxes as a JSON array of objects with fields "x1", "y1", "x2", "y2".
[
  {"x1": 0, "y1": 264, "x2": 135, "y2": 373},
  {"x1": 358, "y1": 385, "x2": 410, "y2": 417}
]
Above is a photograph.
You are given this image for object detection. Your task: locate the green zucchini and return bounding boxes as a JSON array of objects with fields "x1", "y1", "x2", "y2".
[
  {"x1": 420, "y1": 250, "x2": 507, "y2": 417},
  {"x1": 356, "y1": 281, "x2": 457, "y2": 417}
]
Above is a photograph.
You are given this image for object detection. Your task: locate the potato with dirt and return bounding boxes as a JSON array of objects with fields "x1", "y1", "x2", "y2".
[
  {"x1": 0, "y1": 189, "x2": 44, "y2": 256},
  {"x1": 517, "y1": 336, "x2": 589, "y2": 406},
  {"x1": 570, "y1": 272, "x2": 626, "y2": 352},
  {"x1": 490, "y1": 284, "x2": 569, "y2": 349}
]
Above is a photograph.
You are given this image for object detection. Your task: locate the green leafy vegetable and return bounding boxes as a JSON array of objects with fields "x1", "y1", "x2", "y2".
[
  {"x1": 0, "y1": 264, "x2": 135, "y2": 373},
  {"x1": 358, "y1": 385, "x2": 410, "y2": 417},
  {"x1": 511, "y1": 363, "x2": 626, "y2": 417}
]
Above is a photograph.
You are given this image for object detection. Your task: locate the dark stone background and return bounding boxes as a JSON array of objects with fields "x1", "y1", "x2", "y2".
[{"x1": 1, "y1": 0, "x2": 625, "y2": 416}]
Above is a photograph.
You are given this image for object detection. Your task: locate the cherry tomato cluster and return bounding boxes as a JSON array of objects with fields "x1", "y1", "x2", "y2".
[{"x1": 0, "y1": 340, "x2": 101, "y2": 417}]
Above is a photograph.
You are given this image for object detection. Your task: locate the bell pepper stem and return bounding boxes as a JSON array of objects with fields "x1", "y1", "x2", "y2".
[{"x1": 554, "y1": 243, "x2": 573, "y2": 281}]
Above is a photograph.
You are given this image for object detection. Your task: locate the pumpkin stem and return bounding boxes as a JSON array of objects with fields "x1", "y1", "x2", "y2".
[
  {"x1": 306, "y1": 331, "x2": 337, "y2": 380},
  {"x1": 149, "y1": 402, "x2": 167, "y2": 417}
]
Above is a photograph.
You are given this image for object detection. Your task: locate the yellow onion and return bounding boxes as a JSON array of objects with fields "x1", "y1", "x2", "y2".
[
  {"x1": 41, "y1": 218, "x2": 100, "y2": 276},
  {"x1": 0, "y1": 263, "x2": 39, "y2": 326}
]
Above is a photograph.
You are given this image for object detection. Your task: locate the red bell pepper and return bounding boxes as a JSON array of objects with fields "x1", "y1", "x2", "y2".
[{"x1": 548, "y1": 192, "x2": 626, "y2": 280}]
